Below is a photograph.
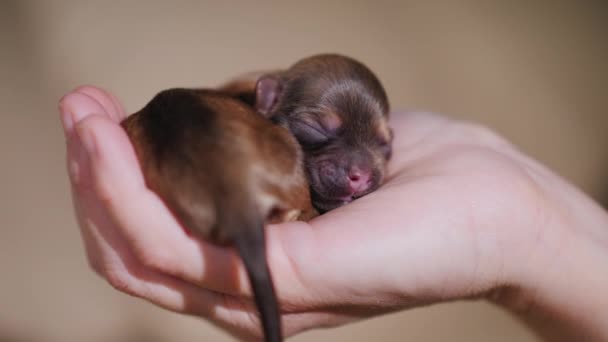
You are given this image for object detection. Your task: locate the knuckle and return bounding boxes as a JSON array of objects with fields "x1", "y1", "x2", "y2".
[
  {"x1": 96, "y1": 185, "x2": 116, "y2": 208},
  {"x1": 103, "y1": 265, "x2": 137, "y2": 296}
]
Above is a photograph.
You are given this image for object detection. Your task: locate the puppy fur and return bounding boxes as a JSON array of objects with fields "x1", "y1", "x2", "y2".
[
  {"x1": 122, "y1": 88, "x2": 316, "y2": 342},
  {"x1": 221, "y1": 54, "x2": 393, "y2": 213}
]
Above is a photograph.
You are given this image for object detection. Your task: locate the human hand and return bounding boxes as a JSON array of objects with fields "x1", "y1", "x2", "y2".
[{"x1": 59, "y1": 86, "x2": 608, "y2": 341}]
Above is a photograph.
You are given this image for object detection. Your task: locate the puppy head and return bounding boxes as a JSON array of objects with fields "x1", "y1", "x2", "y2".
[{"x1": 256, "y1": 54, "x2": 392, "y2": 212}]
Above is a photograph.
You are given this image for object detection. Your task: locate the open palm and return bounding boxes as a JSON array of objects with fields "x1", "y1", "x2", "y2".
[{"x1": 60, "y1": 86, "x2": 553, "y2": 340}]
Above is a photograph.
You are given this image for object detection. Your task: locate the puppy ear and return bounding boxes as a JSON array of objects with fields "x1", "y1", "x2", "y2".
[{"x1": 255, "y1": 75, "x2": 280, "y2": 117}]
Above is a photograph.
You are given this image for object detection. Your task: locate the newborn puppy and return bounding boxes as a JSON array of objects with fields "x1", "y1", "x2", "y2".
[
  {"x1": 222, "y1": 54, "x2": 392, "y2": 213},
  {"x1": 122, "y1": 88, "x2": 316, "y2": 342}
]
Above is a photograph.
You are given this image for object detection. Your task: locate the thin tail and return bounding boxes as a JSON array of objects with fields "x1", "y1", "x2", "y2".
[
  {"x1": 124, "y1": 88, "x2": 283, "y2": 340},
  {"x1": 233, "y1": 220, "x2": 282, "y2": 342}
]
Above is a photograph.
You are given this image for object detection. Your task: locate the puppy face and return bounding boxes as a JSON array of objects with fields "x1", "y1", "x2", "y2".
[
  {"x1": 257, "y1": 54, "x2": 392, "y2": 212},
  {"x1": 286, "y1": 105, "x2": 393, "y2": 213}
]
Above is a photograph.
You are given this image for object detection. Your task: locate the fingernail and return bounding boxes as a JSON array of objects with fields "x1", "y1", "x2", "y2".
[{"x1": 76, "y1": 125, "x2": 97, "y2": 156}]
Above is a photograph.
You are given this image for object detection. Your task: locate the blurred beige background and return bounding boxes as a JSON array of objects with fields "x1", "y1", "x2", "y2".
[{"x1": 1, "y1": 1, "x2": 606, "y2": 341}]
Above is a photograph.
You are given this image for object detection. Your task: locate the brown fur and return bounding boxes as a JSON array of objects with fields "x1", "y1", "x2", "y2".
[
  {"x1": 220, "y1": 54, "x2": 392, "y2": 213},
  {"x1": 122, "y1": 88, "x2": 316, "y2": 342}
]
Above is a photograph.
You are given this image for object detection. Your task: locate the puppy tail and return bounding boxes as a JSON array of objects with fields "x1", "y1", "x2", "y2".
[{"x1": 221, "y1": 207, "x2": 282, "y2": 342}]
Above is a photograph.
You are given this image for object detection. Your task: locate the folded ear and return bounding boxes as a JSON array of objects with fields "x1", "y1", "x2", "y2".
[{"x1": 255, "y1": 75, "x2": 281, "y2": 117}]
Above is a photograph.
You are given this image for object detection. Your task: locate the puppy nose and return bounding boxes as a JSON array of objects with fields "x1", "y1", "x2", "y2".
[{"x1": 347, "y1": 167, "x2": 371, "y2": 193}]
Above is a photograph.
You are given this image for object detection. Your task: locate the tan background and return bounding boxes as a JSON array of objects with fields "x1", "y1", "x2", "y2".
[{"x1": 1, "y1": 1, "x2": 606, "y2": 341}]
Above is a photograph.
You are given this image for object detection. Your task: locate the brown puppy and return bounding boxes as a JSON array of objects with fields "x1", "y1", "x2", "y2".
[
  {"x1": 221, "y1": 54, "x2": 392, "y2": 213},
  {"x1": 121, "y1": 88, "x2": 316, "y2": 342}
]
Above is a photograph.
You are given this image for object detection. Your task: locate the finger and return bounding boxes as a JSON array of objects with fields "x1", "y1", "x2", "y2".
[
  {"x1": 61, "y1": 89, "x2": 113, "y2": 187},
  {"x1": 75, "y1": 173, "x2": 266, "y2": 337},
  {"x1": 73, "y1": 85, "x2": 128, "y2": 122},
  {"x1": 73, "y1": 114, "x2": 250, "y2": 296},
  {"x1": 69, "y1": 139, "x2": 103, "y2": 269},
  {"x1": 267, "y1": 181, "x2": 438, "y2": 308},
  {"x1": 65, "y1": 128, "x2": 237, "y2": 320},
  {"x1": 263, "y1": 221, "x2": 326, "y2": 306},
  {"x1": 78, "y1": 184, "x2": 278, "y2": 341},
  {"x1": 58, "y1": 97, "x2": 268, "y2": 328},
  {"x1": 280, "y1": 168, "x2": 499, "y2": 309},
  {"x1": 59, "y1": 91, "x2": 109, "y2": 137},
  {"x1": 83, "y1": 196, "x2": 231, "y2": 319},
  {"x1": 76, "y1": 186, "x2": 262, "y2": 335}
]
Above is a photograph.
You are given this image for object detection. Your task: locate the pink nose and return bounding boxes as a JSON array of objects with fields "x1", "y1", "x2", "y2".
[{"x1": 348, "y1": 167, "x2": 371, "y2": 193}]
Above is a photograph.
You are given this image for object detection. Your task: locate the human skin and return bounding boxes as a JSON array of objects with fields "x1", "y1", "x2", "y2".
[{"x1": 59, "y1": 86, "x2": 608, "y2": 341}]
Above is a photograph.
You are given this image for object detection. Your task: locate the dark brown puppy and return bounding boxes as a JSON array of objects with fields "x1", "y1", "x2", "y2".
[
  {"x1": 222, "y1": 54, "x2": 392, "y2": 213},
  {"x1": 122, "y1": 88, "x2": 316, "y2": 342}
]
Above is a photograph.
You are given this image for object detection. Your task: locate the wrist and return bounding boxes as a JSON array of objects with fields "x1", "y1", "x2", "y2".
[{"x1": 492, "y1": 181, "x2": 608, "y2": 341}]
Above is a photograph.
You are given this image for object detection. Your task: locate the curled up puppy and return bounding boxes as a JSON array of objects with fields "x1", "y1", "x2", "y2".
[
  {"x1": 221, "y1": 54, "x2": 393, "y2": 213},
  {"x1": 118, "y1": 53, "x2": 390, "y2": 341},
  {"x1": 121, "y1": 88, "x2": 316, "y2": 342}
]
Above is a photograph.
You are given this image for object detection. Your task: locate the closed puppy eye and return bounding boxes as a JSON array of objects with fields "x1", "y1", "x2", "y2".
[{"x1": 290, "y1": 120, "x2": 331, "y2": 147}]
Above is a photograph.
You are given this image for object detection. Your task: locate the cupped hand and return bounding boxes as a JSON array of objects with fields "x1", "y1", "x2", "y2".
[{"x1": 59, "y1": 85, "x2": 563, "y2": 340}]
